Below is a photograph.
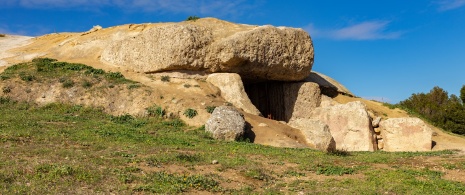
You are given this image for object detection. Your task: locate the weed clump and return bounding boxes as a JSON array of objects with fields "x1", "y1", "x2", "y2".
[
  {"x1": 146, "y1": 105, "x2": 165, "y2": 118},
  {"x1": 205, "y1": 106, "x2": 216, "y2": 114},
  {"x1": 186, "y1": 16, "x2": 200, "y2": 21},
  {"x1": 183, "y1": 108, "x2": 198, "y2": 118},
  {"x1": 161, "y1": 75, "x2": 170, "y2": 82}
]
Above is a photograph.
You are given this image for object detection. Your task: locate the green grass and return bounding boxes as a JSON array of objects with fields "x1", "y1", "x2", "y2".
[
  {"x1": 1, "y1": 58, "x2": 465, "y2": 194},
  {"x1": 183, "y1": 108, "x2": 198, "y2": 118},
  {"x1": 0, "y1": 100, "x2": 464, "y2": 193},
  {"x1": 2, "y1": 58, "x2": 137, "y2": 87}
]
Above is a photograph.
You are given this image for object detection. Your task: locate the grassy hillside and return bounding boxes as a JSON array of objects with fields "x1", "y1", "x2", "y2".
[
  {"x1": 1, "y1": 59, "x2": 465, "y2": 194},
  {"x1": 1, "y1": 98, "x2": 465, "y2": 194}
]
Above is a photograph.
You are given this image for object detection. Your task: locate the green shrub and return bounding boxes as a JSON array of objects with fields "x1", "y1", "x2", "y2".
[
  {"x1": 205, "y1": 106, "x2": 216, "y2": 114},
  {"x1": 183, "y1": 108, "x2": 198, "y2": 118},
  {"x1": 127, "y1": 84, "x2": 140, "y2": 89},
  {"x1": 0, "y1": 75, "x2": 10, "y2": 80},
  {"x1": 106, "y1": 72, "x2": 125, "y2": 79},
  {"x1": 186, "y1": 16, "x2": 200, "y2": 21},
  {"x1": 82, "y1": 80, "x2": 93, "y2": 88},
  {"x1": 184, "y1": 84, "x2": 191, "y2": 88},
  {"x1": 2, "y1": 86, "x2": 11, "y2": 94},
  {"x1": 146, "y1": 105, "x2": 165, "y2": 117},
  {"x1": 84, "y1": 68, "x2": 105, "y2": 75},
  {"x1": 19, "y1": 73, "x2": 34, "y2": 82},
  {"x1": 62, "y1": 80, "x2": 74, "y2": 88},
  {"x1": 161, "y1": 76, "x2": 170, "y2": 82}
]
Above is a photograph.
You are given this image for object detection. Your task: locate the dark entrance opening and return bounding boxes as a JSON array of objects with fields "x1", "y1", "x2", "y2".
[{"x1": 244, "y1": 81, "x2": 287, "y2": 121}]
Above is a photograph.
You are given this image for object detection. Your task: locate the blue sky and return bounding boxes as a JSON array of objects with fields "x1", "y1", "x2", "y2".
[{"x1": 1, "y1": 0, "x2": 464, "y2": 103}]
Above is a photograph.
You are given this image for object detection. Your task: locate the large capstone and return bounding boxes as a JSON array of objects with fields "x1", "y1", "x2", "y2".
[{"x1": 101, "y1": 18, "x2": 314, "y2": 81}]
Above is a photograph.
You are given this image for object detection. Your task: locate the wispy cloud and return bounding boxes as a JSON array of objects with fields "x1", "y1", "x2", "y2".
[
  {"x1": 1, "y1": 0, "x2": 259, "y2": 16},
  {"x1": 436, "y1": 0, "x2": 465, "y2": 11},
  {"x1": 304, "y1": 21, "x2": 404, "y2": 41},
  {"x1": 363, "y1": 96, "x2": 392, "y2": 103}
]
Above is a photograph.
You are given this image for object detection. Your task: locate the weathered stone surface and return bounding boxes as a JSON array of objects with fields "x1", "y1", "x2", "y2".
[
  {"x1": 320, "y1": 94, "x2": 339, "y2": 108},
  {"x1": 283, "y1": 82, "x2": 321, "y2": 122},
  {"x1": 288, "y1": 119, "x2": 335, "y2": 152},
  {"x1": 379, "y1": 118, "x2": 433, "y2": 152},
  {"x1": 305, "y1": 71, "x2": 353, "y2": 97},
  {"x1": 206, "y1": 73, "x2": 261, "y2": 115},
  {"x1": 101, "y1": 18, "x2": 314, "y2": 81},
  {"x1": 372, "y1": 117, "x2": 382, "y2": 128},
  {"x1": 310, "y1": 101, "x2": 377, "y2": 151},
  {"x1": 205, "y1": 106, "x2": 246, "y2": 141}
]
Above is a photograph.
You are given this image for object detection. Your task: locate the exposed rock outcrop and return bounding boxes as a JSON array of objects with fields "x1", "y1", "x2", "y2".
[
  {"x1": 310, "y1": 101, "x2": 377, "y2": 151},
  {"x1": 206, "y1": 73, "x2": 261, "y2": 115},
  {"x1": 284, "y1": 82, "x2": 321, "y2": 122},
  {"x1": 379, "y1": 118, "x2": 433, "y2": 152},
  {"x1": 205, "y1": 106, "x2": 246, "y2": 141},
  {"x1": 305, "y1": 71, "x2": 353, "y2": 97},
  {"x1": 288, "y1": 119, "x2": 335, "y2": 152},
  {"x1": 101, "y1": 18, "x2": 314, "y2": 81}
]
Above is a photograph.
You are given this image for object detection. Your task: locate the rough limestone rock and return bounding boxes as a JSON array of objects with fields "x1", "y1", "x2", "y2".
[
  {"x1": 305, "y1": 71, "x2": 353, "y2": 97},
  {"x1": 206, "y1": 73, "x2": 261, "y2": 115},
  {"x1": 205, "y1": 106, "x2": 246, "y2": 141},
  {"x1": 288, "y1": 119, "x2": 335, "y2": 152},
  {"x1": 372, "y1": 117, "x2": 382, "y2": 128},
  {"x1": 283, "y1": 82, "x2": 321, "y2": 122},
  {"x1": 320, "y1": 94, "x2": 339, "y2": 108},
  {"x1": 310, "y1": 101, "x2": 377, "y2": 151},
  {"x1": 101, "y1": 18, "x2": 314, "y2": 81},
  {"x1": 379, "y1": 118, "x2": 433, "y2": 152}
]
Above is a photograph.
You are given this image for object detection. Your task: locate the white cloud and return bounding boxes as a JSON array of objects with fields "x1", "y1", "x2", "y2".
[
  {"x1": 305, "y1": 21, "x2": 404, "y2": 41},
  {"x1": 436, "y1": 0, "x2": 465, "y2": 11}
]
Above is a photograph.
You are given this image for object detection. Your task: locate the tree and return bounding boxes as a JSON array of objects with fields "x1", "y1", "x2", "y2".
[
  {"x1": 460, "y1": 85, "x2": 465, "y2": 104},
  {"x1": 398, "y1": 86, "x2": 465, "y2": 135}
]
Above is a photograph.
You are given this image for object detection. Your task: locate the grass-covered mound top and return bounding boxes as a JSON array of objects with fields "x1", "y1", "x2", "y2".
[
  {"x1": 1, "y1": 99, "x2": 465, "y2": 194},
  {"x1": 0, "y1": 58, "x2": 160, "y2": 117}
]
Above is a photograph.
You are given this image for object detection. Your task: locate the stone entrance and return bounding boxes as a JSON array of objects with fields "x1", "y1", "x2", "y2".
[{"x1": 244, "y1": 81, "x2": 287, "y2": 121}]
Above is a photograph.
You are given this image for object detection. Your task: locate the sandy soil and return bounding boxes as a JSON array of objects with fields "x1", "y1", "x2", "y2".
[{"x1": 0, "y1": 35, "x2": 34, "y2": 70}]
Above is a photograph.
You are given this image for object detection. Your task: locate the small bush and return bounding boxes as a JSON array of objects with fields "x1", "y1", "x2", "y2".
[
  {"x1": 62, "y1": 80, "x2": 74, "y2": 88},
  {"x1": 146, "y1": 105, "x2": 165, "y2": 117},
  {"x1": 106, "y1": 71, "x2": 125, "y2": 79},
  {"x1": 82, "y1": 80, "x2": 93, "y2": 88},
  {"x1": 0, "y1": 75, "x2": 10, "y2": 80},
  {"x1": 19, "y1": 73, "x2": 34, "y2": 82},
  {"x1": 0, "y1": 34, "x2": 6, "y2": 37},
  {"x1": 184, "y1": 84, "x2": 191, "y2": 88},
  {"x1": 2, "y1": 86, "x2": 11, "y2": 94},
  {"x1": 161, "y1": 76, "x2": 170, "y2": 82},
  {"x1": 186, "y1": 16, "x2": 200, "y2": 21},
  {"x1": 127, "y1": 84, "x2": 140, "y2": 89},
  {"x1": 205, "y1": 106, "x2": 216, "y2": 114},
  {"x1": 0, "y1": 96, "x2": 13, "y2": 104},
  {"x1": 84, "y1": 68, "x2": 105, "y2": 75},
  {"x1": 183, "y1": 108, "x2": 198, "y2": 119}
]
